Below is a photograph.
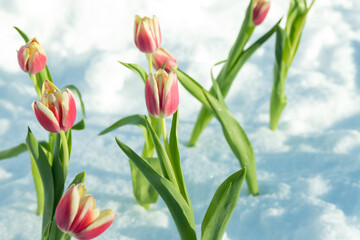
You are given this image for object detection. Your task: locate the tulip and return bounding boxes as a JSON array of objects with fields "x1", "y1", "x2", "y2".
[
  {"x1": 134, "y1": 15, "x2": 161, "y2": 53},
  {"x1": 152, "y1": 47, "x2": 178, "y2": 73},
  {"x1": 32, "y1": 80, "x2": 76, "y2": 133},
  {"x1": 145, "y1": 69, "x2": 179, "y2": 118},
  {"x1": 55, "y1": 183, "x2": 116, "y2": 240},
  {"x1": 252, "y1": 0, "x2": 270, "y2": 26},
  {"x1": 17, "y1": 38, "x2": 47, "y2": 74}
]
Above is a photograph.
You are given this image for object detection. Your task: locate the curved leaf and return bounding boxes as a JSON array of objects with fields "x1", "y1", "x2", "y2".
[
  {"x1": 99, "y1": 114, "x2": 146, "y2": 135},
  {"x1": 26, "y1": 128, "x2": 54, "y2": 233},
  {"x1": 119, "y1": 61, "x2": 147, "y2": 84},
  {"x1": 201, "y1": 168, "x2": 246, "y2": 240},
  {"x1": 202, "y1": 90, "x2": 258, "y2": 195},
  {"x1": 116, "y1": 138, "x2": 196, "y2": 240},
  {"x1": 0, "y1": 143, "x2": 28, "y2": 160}
]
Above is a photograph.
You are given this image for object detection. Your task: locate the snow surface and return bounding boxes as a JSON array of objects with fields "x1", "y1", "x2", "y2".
[{"x1": 1, "y1": 0, "x2": 360, "y2": 239}]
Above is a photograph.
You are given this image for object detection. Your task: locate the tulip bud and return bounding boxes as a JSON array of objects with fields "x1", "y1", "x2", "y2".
[
  {"x1": 152, "y1": 47, "x2": 178, "y2": 73},
  {"x1": 145, "y1": 69, "x2": 179, "y2": 118},
  {"x1": 32, "y1": 80, "x2": 76, "y2": 133},
  {"x1": 55, "y1": 183, "x2": 116, "y2": 240},
  {"x1": 252, "y1": 0, "x2": 270, "y2": 26},
  {"x1": 134, "y1": 15, "x2": 161, "y2": 53},
  {"x1": 17, "y1": 38, "x2": 47, "y2": 74}
]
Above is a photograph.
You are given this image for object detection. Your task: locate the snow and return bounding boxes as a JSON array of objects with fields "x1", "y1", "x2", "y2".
[{"x1": 1, "y1": 0, "x2": 360, "y2": 239}]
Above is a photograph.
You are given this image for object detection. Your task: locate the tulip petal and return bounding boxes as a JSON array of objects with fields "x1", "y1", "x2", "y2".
[
  {"x1": 28, "y1": 48, "x2": 47, "y2": 74},
  {"x1": 74, "y1": 209, "x2": 116, "y2": 240},
  {"x1": 69, "y1": 195, "x2": 100, "y2": 233},
  {"x1": 134, "y1": 15, "x2": 142, "y2": 43},
  {"x1": 161, "y1": 72, "x2": 179, "y2": 117},
  {"x1": 17, "y1": 46, "x2": 30, "y2": 73},
  {"x1": 152, "y1": 47, "x2": 178, "y2": 73},
  {"x1": 152, "y1": 15, "x2": 161, "y2": 48},
  {"x1": 32, "y1": 101, "x2": 61, "y2": 133},
  {"x1": 135, "y1": 20, "x2": 157, "y2": 53},
  {"x1": 145, "y1": 73, "x2": 160, "y2": 117},
  {"x1": 55, "y1": 184, "x2": 81, "y2": 232},
  {"x1": 61, "y1": 89, "x2": 77, "y2": 132}
]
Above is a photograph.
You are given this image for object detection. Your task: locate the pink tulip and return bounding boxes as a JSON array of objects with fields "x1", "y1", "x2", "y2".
[
  {"x1": 252, "y1": 0, "x2": 270, "y2": 26},
  {"x1": 32, "y1": 80, "x2": 76, "y2": 133},
  {"x1": 145, "y1": 69, "x2": 179, "y2": 118},
  {"x1": 17, "y1": 38, "x2": 47, "y2": 74},
  {"x1": 55, "y1": 183, "x2": 116, "y2": 240},
  {"x1": 134, "y1": 15, "x2": 161, "y2": 53},
  {"x1": 152, "y1": 47, "x2": 178, "y2": 73}
]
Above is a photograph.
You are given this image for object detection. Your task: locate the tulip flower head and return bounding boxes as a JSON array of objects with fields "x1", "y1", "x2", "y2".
[
  {"x1": 17, "y1": 38, "x2": 47, "y2": 74},
  {"x1": 152, "y1": 47, "x2": 178, "y2": 73},
  {"x1": 55, "y1": 183, "x2": 116, "y2": 240},
  {"x1": 145, "y1": 69, "x2": 179, "y2": 118},
  {"x1": 134, "y1": 15, "x2": 161, "y2": 53},
  {"x1": 252, "y1": 0, "x2": 270, "y2": 26},
  {"x1": 32, "y1": 80, "x2": 76, "y2": 133}
]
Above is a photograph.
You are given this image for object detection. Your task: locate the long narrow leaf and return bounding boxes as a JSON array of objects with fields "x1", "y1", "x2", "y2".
[
  {"x1": 14, "y1": 26, "x2": 29, "y2": 42},
  {"x1": 201, "y1": 168, "x2": 246, "y2": 240},
  {"x1": 98, "y1": 114, "x2": 146, "y2": 135},
  {"x1": 202, "y1": 90, "x2": 258, "y2": 195},
  {"x1": 169, "y1": 111, "x2": 192, "y2": 206},
  {"x1": 26, "y1": 128, "x2": 54, "y2": 233},
  {"x1": 119, "y1": 61, "x2": 147, "y2": 84},
  {"x1": 0, "y1": 143, "x2": 28, "y2": 160},
  {"x1": 116, "y1": 138, "x2": 196, "y2": 240}
]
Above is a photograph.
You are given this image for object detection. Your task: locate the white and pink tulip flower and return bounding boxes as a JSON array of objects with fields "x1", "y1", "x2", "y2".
[
  {"x1": 145, "y1": 69, "x2": 179, "y2": 118},
  {"x1": 55, "y1": 183, "x2": 116, "y2": 240},
  {"x1": 152, "y1": 47, "x2": 178, "y2": 73},
  {"x1": 17, "y1": 38, "x2": 47, "y2": 74},
  {"x1": 134, "y1": 15, "x2": 161, "y2": 53},
  {"x1": 252, "y1": 0, "x2": 270, "y2": 26},
  {"x1": 32, "y1": 80, "x2": 76, "y2": 133}
]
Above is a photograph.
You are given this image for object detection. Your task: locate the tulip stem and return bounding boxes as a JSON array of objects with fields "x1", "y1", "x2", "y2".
[
  {"x1": 160, "y1": 117, "x2": 170, "y2": 152},
  {"x1": 60, "y1": 130, "x2": 69, "y2": 179},
  {"x1": 30, "y1": 74, "x2": 41, "y2": 99},
  {"x1": 147, "y1": 54, "x2": 153, "y2": 73}
]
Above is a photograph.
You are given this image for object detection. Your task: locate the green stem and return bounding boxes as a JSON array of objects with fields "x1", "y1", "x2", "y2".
[
  {"x1": 161, "y1": 117, "x2": 170, "y2": 154},
  {"x1": 30, "y1": 154, "x2": 44, "y2": 215},
  {"x1": 30, "y1": 74, "x2": 41, "y2": 99},
  {"x1": 147, "y1": 54, "x2": 153, "y2": 73},
  {"x1": 60, "y1": 131, "x2": 69, "y2": 180}
]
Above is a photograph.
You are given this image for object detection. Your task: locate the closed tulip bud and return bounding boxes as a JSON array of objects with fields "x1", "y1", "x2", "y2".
[
  {"x1": 17, "y1": 38, "x2": 47, "y2": 74},
  {"x1": 55, "y1": 183, "x2": 116, "y2": 240},
  {"x1": 152, "y1": 47, "x2": 178, "y2": 73},
  {"x1": 134, "y1": 15, "x2": 161, "y2": 53},
  {"x1": 32, "y1": 80, "x2": 76, "y2": 133},
  {"x1": 252, "y1": 0, "x2": 270, "y2": 26},
  {"x1": 145, "y1": 69, "x2": 179, "y2": 118}
]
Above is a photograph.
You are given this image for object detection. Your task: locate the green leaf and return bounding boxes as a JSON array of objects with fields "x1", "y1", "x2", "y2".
[
  {"x1": 185, "y1": 19, "x2": 280, "y2": 146},
  {"x1": 52, "y1": 134, "x2": 65, "y2": 209},
  {"x1": 14, "y1": 26, "x2": 29, "y2": 42},
  {"x1": 116, "y1": 138, "x2": 196, "y2": 240},
  {"x1": 169, "y1": 111, "x2": 191, "y2": 206},
  {"x1": 270, "y1": 26, "x2": 287, "y2": 130},
  {"x1": 62, "y1": 85, "x2": 86, "y2": 130},
  {"x1": 99, "y1": 114, "x2": 147, "y2": 135},
  {"x1": 68, "y1": 171, "x2": 86, "y2": 188},
  {"x1": 174, "y1": 68, "x2": 211, "y2": 110},
  {"x1": 202, "y1": 90, "x2": 258, "y2": 195},
  {"x1": 99, "y1": 114, "x2": 160, "y2": 208},
  {"x1": 144, "y1": 117, "x2": 179, "y2": 187},
  {"x1": 26, "y1": 128, "x2": 54, "y2": 233},
  {"x1": 119, "y1": 61, "x2": 148, "y2": 84},
  {"x1": 201, "y1": 168, "x2": 246, "y2": 240},
  {"x1": 129, "y1": 158, "x2": 161, "y2": 209},
  {"x1": 0, "y1": 143, "x2": 28, "y2": 160},
  {"x1": 30, "y1": 153, "x2": 44, "y2": 215}
]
